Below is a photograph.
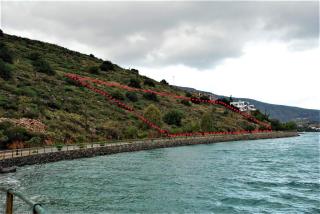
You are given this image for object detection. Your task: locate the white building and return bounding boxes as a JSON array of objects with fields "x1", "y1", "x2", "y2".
[{"x1": 230, "y1": 101, "x2": 256, "y2": 112}]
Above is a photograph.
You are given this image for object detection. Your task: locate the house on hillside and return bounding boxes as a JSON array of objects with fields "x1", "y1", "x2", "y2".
[{"x1": 230, "y1": 101, "x2": 256, "y2": 112}]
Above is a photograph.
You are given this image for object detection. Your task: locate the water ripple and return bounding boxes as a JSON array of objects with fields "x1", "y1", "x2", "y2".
[{"x1": 0, "y1": 132, "x2": 319, "y2": 213}]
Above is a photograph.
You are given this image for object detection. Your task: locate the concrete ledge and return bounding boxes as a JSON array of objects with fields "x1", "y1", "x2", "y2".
[{"x1": 0, "y1": 132, "x2": 298, "y2": 168}]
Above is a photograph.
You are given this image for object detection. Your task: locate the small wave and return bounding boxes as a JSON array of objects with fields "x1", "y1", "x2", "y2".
[
  {"x1": 221, "y1": 197, "x2": 287, "y2": 208},
  {"x1": 246, "y1": 180, "x2": 320, "y2": 190},
  {"x1": 0, "y1": 176, "x2": 20, "y2": 188},
  {"x1": 287, "y1": 181, "x2": 320, "y2": 189},
  {"x1": 30, "y1": 194, "x2": 51, "y2": 204},
  {"x1": 246, "y1": 180, "x2": 281, "y2": 188}
]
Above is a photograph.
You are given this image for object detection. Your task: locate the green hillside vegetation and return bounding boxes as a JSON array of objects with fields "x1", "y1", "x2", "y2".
[{"x1": 0, "y1": 31, "x2": 268, "y2": 149}]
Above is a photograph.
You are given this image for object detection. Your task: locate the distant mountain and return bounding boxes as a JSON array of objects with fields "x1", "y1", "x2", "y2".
[{"x1": 176, "y1": 86, "x2": 320, "y2": 123}]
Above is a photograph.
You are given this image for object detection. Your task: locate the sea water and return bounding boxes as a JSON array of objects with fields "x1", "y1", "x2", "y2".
[{"x1": 1, "y1": 133, "x2": 319, "y2": 213}]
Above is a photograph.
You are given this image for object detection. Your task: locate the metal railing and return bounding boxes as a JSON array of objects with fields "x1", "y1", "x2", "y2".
[
  {"x1": 0, "y1": 137, "x2": 181, "y2": 160},
  {"x1": 0, "y1": 131, "x2": 276, "y2": 161},
  {"x1": 0, "y1": 187, "x2": 46, "y2": 214}
]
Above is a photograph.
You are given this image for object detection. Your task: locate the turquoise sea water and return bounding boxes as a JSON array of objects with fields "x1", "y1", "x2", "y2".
[{"x1": 1, "y1": 133, "x2": 319, "y2": 213}]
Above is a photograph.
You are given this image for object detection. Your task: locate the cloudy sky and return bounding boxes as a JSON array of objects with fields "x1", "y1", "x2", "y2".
[{"x1": 1, "y1": 1, "x2": 319, "y2": 109}]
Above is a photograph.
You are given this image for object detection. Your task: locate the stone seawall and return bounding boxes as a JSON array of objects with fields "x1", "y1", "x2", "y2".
[{"x1": 0, "y1": 132, "x2": 298, "y2": 168}]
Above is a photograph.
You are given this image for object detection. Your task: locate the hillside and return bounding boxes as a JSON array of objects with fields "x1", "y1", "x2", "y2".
[
  {"x1": 236, "y1": 99, "x2": 319, "y2": 123},
  {"x1": 178, "y1": 87, "x2": 320, "y2": 123},
  {"x1": 0, "y1": 32, "x2": 269, "y2": 149}
]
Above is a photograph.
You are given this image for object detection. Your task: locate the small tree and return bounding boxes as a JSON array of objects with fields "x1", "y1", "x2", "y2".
[
  {"x1": 32, "y1": 58, "x2": 55, "y2": 75},
  {"x1": 111, "y1": 90, "x2": 125, "y2": 100},
  {"x1": 144, "y1": 78, "x2": 155, "y2": 87},
  {"x1": 0, "y1": 29, "x2": 3, "y2": 37},
  {"x1": 88, "y1": 66, "x2": 100, "y2": 74},
  {"x1": 185, "y1": 92, "x2": 192, "y2": 97},
  {"x1": 5, "y1": 126, "x2": 32, "y2": 143},
  {"x1": 0, "y1": 59, "x2": 12, "y2": 80},
  {"x1": 128, "y1": 78, "x2": 141, "y2": 88},
  {"x1": 283, "y1": 121, "x2": 297, "y2": 130},
  {"x1": 28, "y1": 52, "x2": 40, "y2": 61},
  {"x1": 160, "y1": 79, "x2": 169, "y2": 85},
  {"x1": 124, "y1": 126, "x2": 138, "y2": 139},
  {"x1": 201, "y1": 110, "x2": 217, "y2": 132},
  {"x1": 0, "y1": 42, "x2": 13, "y2": 64},
  {"x1": 131, "y1": 68, "x2": 139, "y2": 74},
  {"x1": 100, "y1": 60, "x2": 114, "y2": 71},
  {"x1": 245, "y1": 124, "x2": 255, "y2": 132},
  {"x1": 143, "y1": 92, "x2": 158, "y2": 102},
  {"x1": 163, "y1": 110, "x2": 183, "y2": 126},
  {"x1": 144, "y1": 104, "x2": 162, "y2": 127},
  {"x1": 181, "y1": 99, "x2": 191, "y2": 106},
  {"x1": 252, "y1": 110, "x2": 269, "y2": 122},
  {"x1": 200, "y1": 95, "x2": 210, "y2": 101},
  {"x1": 270, "y1": 119, "x2": 282, "y2": 130},
  {"x1": 126, "y1": 91, "x2": 138, "y2": 102}
]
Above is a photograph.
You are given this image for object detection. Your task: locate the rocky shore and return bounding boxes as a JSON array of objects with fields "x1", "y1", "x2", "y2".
[{"x1": 0, "y1": 131, "x2": 298, "y2": 168}]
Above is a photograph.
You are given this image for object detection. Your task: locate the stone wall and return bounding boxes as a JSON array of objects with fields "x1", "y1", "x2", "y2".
[{"x1": 0, "y1": 132, "x2": 298, "y2": 168}]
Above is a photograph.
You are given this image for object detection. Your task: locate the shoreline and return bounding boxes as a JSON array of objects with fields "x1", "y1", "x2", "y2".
[{"x1": 0, "y1": 131, "x2": 298, "y2": 168}]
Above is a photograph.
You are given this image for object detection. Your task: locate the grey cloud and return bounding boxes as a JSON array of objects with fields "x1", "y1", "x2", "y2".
[{"x1": 2, "y1": 1, "x2": 318, "y2": 68}]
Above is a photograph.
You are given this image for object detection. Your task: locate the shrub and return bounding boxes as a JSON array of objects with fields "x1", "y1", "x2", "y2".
[
  {"x1": 22, "y1": 105, "x2": 40, "y2": 118},
  {"x1": 111, "y1": 90, "x2": 125, "y2": 100},
  {"x1": 143, "y1": 92, "x2": 158, "y2": 102},
  {"x1": 181, "y1": 99, "x2": 191, "y2": 106},
  {"x1": 32, "y1": 58, "x2": 55, "y2": 75},
  {"x1": 144, "y1": 104, "x2": 162, "y2": 127},
  {"x1": 88, "y1": 66, "x2": 100, "y2": 74},
  {"x1": 144, "y1": 79, "x2": 155, "y2": 87},
  {"x1": 270, "y1": 119, "x2": 283, "y2": 130},
  {"x1": 283, "y1": 121, "x2": 297, "y2": 131},
  {"x1": 163, "y1": 110, "x2": 183, "y2": 126},
  {"x1": 65, "y1": 77, "x2": 82, "y2": 87},
  {"x1": 0, "y1": 130, "x2": 8, "y2": 149},
  {"x1": 201, "y1": 110, "x2": 217, "y2": 132},
  {"x1": 270, "y1": 120, "x2": 296, "y2": 131},
  {"x1": 0, "y1": 121, "x2": 12, "y2": 132},
  {"x1": 0, "y1": 42, "x2": 13, "y2": 63},
  {"x1": 56, "y1": 144, "x2": 63, "y2": 151},
  {"x1": 0, "y1": 59, "x2": 12, "y2": 80},
  {"x1": 185, "y1": 92, "x2": 192, "y2": 97},
  {"x1": 244, "y1": 124, "x2": 255, "y2": 132},
  {"x1": 126, "y1": 91, "x2": 138, "y2": 102},
  {"x1": 27, "y1": 136, "x2": 42, "y2": 147},
  {"x1": 131, "y1": 68, "x2": 139, "y2": 74},
  {"x1": 182, "y1": 121, "x2": 201, "y2": 133},
  {"x1": 89, "y1": 54, "x2": 95, "y2": 58},
  {"x1": 128, "y1": 78, "x2": 141, "y2": 88},
  {"x1": 100, "y1": 60, "x2": 114, "y2": 71},
  {"x1": 28, "y1": 52, "x2": 40, "y2": 61},
  {"x1": 124, "y1": 126, "x2": 138, "y2": 139},
  {"x1": 252, "y1": 110, "x2": 269, "y2": 122},
  {"x1": 17, "y1": 86, "x2": 37, "y2": 97},
  {"x1": 200, "y1": 95, "x2": 210, "y2": 101},
  {"x1": 0, "y1": 96, "x2": 18, "y2": 110},
  {"x1": 160, "y1": 79, "x2": 169, "y2": 85},
  {"x1": 96, "y1": 126, "x2": 121, "y2": 140},
  {"x1": 5, "y1": 126, "x2": 32, "y2": 143},
  {"x1": 0, "y1": 29, "x2": 3, "y2": 37}
]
